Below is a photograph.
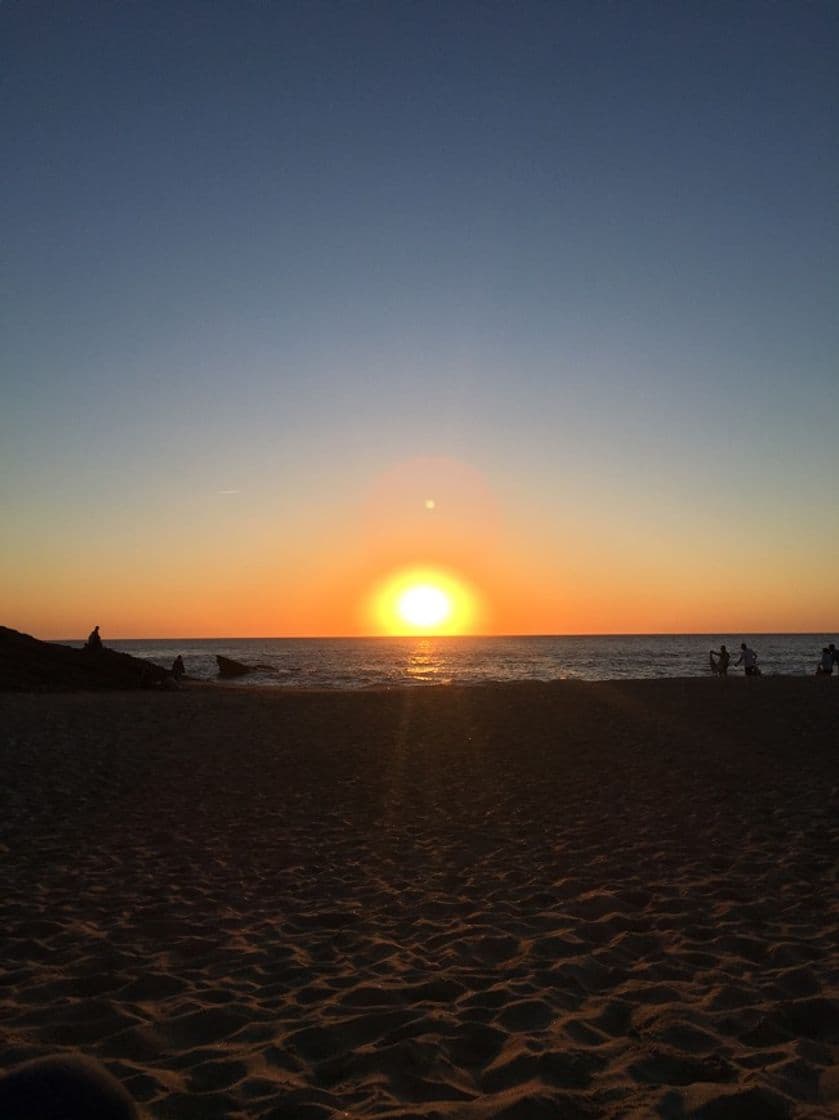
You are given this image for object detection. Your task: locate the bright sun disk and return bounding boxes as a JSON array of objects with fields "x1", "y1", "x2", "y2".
[
  {"x1": 397, "y1": 584, "x2": 451, "y2": 628},
  {"x1": 371, "y1": 566, "x2": 479, "y2": 635}
]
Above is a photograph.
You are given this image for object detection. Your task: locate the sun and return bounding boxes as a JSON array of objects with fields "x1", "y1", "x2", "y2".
[
  {"x1": 397, "y1": 584, "x2": 452, "y2": 629},
  {"x1": 371, "y1": 567, "x2": 480, "y2": 635}
]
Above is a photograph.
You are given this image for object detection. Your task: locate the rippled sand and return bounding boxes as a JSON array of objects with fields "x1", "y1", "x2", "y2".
[{"x1": 1, "y1": 680, "x2": 837, "y2": 1118}]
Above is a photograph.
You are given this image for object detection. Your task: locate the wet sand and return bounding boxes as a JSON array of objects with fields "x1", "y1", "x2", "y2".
[{"x1": 1, "y1": 679, "x2": 837, "y2": 1118}]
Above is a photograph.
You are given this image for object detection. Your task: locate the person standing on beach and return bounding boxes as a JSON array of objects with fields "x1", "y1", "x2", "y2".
[
  {"x1": 816, "y1": 647, "x2": 833, "y2": 675},
  {"x1": 710, "y1": 644, "x2": 730, "y2": 675},
  {"x1": 86, "y1": 625, "x2": 103, "y2": 653},
  {"x1": 735, "y1": 642, "x2": 759, "y2": 676},
  {"x1": 830, "y1": 644, "x2": 838, "y2": 672}
]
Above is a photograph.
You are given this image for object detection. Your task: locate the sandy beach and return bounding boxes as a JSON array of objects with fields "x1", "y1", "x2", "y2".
[{"x1": 1, "y1": 679, "x2": 837, "y2": 1118}]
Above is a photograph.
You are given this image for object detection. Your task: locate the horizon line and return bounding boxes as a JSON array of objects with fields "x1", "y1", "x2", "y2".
[{"x1": 44, "y1": 629, "x2": 839, "y2": 643}]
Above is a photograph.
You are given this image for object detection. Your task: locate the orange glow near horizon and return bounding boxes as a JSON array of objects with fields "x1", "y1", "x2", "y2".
[
  {"x1": 2, "y1": 449, "x2": 838, "y2": 640},
  {"x1": 371, "y1": 567, "x2": 480, "y2": 636}
]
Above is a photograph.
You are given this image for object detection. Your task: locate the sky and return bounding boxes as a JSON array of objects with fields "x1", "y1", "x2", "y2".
[{"x1": 2, "y1": 0, "x2": 837, "y2": 638}]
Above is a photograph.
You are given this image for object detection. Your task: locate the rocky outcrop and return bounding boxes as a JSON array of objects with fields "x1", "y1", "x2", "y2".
[
  {"x1": 216, "y1": 655, "x2": 253, "y2": 678},
  {"x1": 0, "y1": 627, "x2": 169, "y2": 692},
  {"x1": 215, "y1": 655, "x2": 276, "y2": 678}
]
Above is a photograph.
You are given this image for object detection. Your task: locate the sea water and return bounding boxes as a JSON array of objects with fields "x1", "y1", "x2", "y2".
[{"x1": 68, "y1": 634, "x2": 835, "y2": 689}]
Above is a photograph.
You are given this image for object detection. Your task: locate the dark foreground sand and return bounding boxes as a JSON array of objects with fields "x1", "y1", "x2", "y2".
[{"x1": 1, "y1": 679, "x2": 837, "y2": 1119}]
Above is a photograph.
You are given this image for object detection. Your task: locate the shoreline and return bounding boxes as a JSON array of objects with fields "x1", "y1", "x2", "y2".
[
  {"x1": 7, "y1": 671, "x2": 836, "y2": 696},
  {"x1": 5, "y1": 626, "x2": 834, "y2": 692}
]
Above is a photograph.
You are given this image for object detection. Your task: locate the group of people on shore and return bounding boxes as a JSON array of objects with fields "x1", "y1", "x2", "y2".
[
  {"x1": 709, "y1": 642, "x2": 760, "y2": 676},
  {"x1": 710, "y1": 641, "x2": 839, "y2": 677}
]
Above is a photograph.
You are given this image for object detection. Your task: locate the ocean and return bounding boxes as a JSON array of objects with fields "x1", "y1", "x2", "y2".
[{"x1": 71, "y1": 634, "x2": 836, "y2": 689}]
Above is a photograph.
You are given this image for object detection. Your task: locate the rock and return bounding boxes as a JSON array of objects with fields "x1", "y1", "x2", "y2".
[
  {"x1": 0, "y1": 627, "x2": 169, "y2": 692},
  {"x1": 216, "y1": 655, "x2": 254, "y2": 678}
]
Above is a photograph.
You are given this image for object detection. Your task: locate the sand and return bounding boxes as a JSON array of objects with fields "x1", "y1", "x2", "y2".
[{"x1": 1, "y1": 679, "x2": 837, "y2": 1118}]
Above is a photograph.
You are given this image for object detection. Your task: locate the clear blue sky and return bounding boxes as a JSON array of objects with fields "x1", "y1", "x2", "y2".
[{"x1": 2, "y1": 1, "x2": 837, "y2": 636}]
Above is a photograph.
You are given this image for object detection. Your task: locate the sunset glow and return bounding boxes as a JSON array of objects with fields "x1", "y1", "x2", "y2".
[
  {"x1": 2, "y1": 4, "x2": 837, "y2": 642},
  {"x1": 372, "y1": 568, "x2": 479, "y2": 636}
]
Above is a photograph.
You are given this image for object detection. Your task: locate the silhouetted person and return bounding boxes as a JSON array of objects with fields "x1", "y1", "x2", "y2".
[
  {"x1": 816, "y1": 647, "x2": 833, "y2": 675},
  {"x1": 86, "y1": 625, "x2": 103, "y2": 653},
  {"x1": 0, "y1": 1054, "x2": 138, "y2": 1119},
  {"x1": 710, "y1": 644, "x2": 730, "y2": 675},
  {"x1": 735, "y1": 642, "x2": 759, "y2": 676},
  {"x1": 172, "y1": 654, "x2": 185, "y2": 678},
  {"x1": 830, "y1": 643, "x2": 838, "y2": 672}
]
